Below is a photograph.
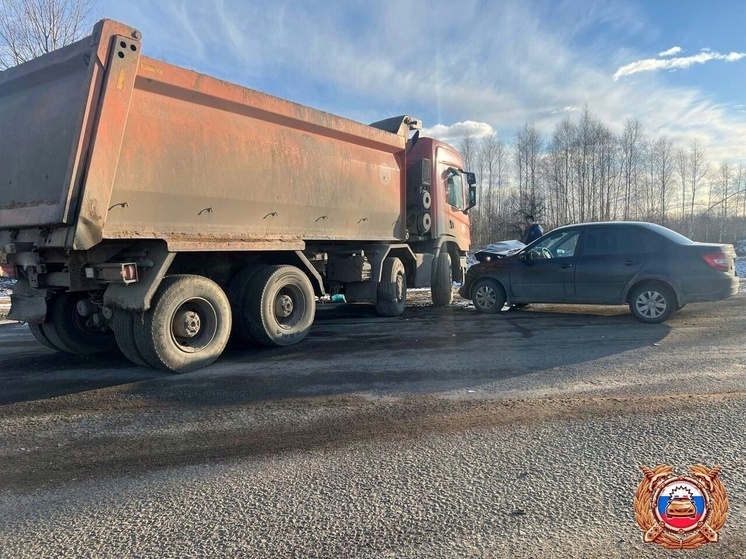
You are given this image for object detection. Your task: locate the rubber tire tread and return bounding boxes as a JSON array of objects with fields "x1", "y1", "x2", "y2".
[
  {"x1": 134, "y1": 275, "x2": 232, "y2": 373},
  {"x1": 113, "y1": 310, "x2": 150, "y2": 367},
  {"x1": 244, "y1": 265, "x2": 316, "y2": 347},
  {"x1": 28, "y1": 322, "x2": 60, "y2": 351},
  {"x1": 431, "y1": 251, "x2": 453, "y2": 307},
  {"x1": 471, "y1": 278, "x2": 506, "y2": 314},
  {"x1": 376, "y1": 257, "x2": 407, "y2": 317},
  {"x1": 226, "y1": 265, "x2": 268, "y2": 343},
  {"x1": 628, "y1": 282, "x2": 676, "y2": 324},
  {"x1": 42, "y1": 292, "x2": 117, "y2": 355}
]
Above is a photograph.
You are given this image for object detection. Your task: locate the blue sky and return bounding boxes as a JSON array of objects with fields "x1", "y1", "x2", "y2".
[{"x1": 98, "y1": 0, "x2": 745, "y2": 163}]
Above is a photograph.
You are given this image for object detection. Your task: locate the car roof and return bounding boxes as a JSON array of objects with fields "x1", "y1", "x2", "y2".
[{"x1": 549, "y1": 221, "x2": 693, "y2": 244}]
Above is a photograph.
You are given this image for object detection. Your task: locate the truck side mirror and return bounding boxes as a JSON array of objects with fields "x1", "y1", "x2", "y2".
[
  {"x1": 465, "y1": 172, "x2": 477, "y2": 185},
  {"x1": 464, "y1": 184, "x2": 477, "y2": 213}
]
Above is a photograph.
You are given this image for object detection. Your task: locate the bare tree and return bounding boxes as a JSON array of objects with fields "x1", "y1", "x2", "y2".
[
  {"x1": 654, "y1": 136, "x2": 675, "y2": 225},
  {"x1": 0, "y1": 0, "x2": 96, "y2": 69},
  {"x1": 619, "y1": 119, "x2": 644, "y2": 220},
  {"x1": 688, "y1": 139, "x2": 709, "y2": 234},
  {"x1": 514, "y1": 121, "x2": 543, "y2": 220},
  {"x1": 676, "y1": 147, "x2": 688, "y2": 224}
]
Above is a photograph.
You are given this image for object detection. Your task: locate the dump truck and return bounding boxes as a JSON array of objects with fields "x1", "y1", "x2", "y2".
[{"x1": 0, "y1": 20, "x2": 476, "y2": 372}]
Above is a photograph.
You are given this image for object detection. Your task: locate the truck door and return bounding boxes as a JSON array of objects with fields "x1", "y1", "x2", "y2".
[{"x1": 434, "y1": 146, "x2": 470, "y2": 251}]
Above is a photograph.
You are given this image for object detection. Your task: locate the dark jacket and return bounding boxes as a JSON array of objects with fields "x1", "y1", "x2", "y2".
[{"x1": 523, "y1": 223, "x2": 543, "y2": 244}]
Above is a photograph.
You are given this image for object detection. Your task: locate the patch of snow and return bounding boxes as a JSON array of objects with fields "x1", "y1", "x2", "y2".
[
  {"x1": 736, "y1": 257, "x2": 746, "y2": 278},
  {"x1": 0, "y1": 278, "x2": 15, "y2": 298}
]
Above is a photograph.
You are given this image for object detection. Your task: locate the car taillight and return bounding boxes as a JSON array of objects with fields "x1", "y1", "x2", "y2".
[
  {"x1": 703, "y1": 252, "x2": 730, "y2": 272},
  {"x1": 0, "y1": 265, "x2": 16, "y2": 278}
]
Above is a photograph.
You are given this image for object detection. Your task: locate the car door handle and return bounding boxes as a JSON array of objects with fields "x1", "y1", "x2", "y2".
[
  {"x1": 624, "y1": 260, "x2": 638, "y2": 266},
  {"x1": 560, "y1": 263, "x2": 573, "y2": 269}
]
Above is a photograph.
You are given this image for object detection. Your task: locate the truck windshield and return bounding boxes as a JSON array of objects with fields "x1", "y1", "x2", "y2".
[{"x1": 446, "y1": 173, "x2": 464, "y2": 209}]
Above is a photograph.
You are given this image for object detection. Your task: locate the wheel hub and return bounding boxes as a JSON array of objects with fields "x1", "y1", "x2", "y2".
[
  {"x1": 174, "y1": 310, "x2": 201, "y2": 338},
  {"x1": 275, "y1": 294, "x2": 294, "y2": 318}
]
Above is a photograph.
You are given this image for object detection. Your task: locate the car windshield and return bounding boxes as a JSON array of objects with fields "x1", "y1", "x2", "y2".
[{"x1": 525, "y1": 229, "x2": 580, "y2": 259}]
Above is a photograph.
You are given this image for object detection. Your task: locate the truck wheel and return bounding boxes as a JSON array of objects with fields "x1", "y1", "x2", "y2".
[
  {"x1": 432, "y1": 251, "x2": 453, "y2": 307},
  {"x1": 28, "y1": 322, "x2": 59, "y2": 351},
  {"x1": 244, "y1": 265, "x2": 316, "y2": 347},
  {"x1": 471, "y1": 278, "x2": 506, "y2": 314},
  {"x1": 41, "y1": 292, "x2": 117, "y2": 355},
  {"x1": 112, "y1": 310, "x2": 150, "y2": 367},
  {"x1": 134, "y1": 275, "x2": 232, "y2": 373},
  {"x1": 629, "y1": 282, "x2": 676, "y2": 324},
  {"x1": 376, "y1": 257, "x2": 406, "y2": 317},
  {"x1": 227, "y1": 265, "x2": 268, "y2": 343}
]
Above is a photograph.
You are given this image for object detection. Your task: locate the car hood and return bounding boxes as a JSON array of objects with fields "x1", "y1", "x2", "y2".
[{"x1": 470, "y1": 240, "x2": 525, "y2": 264}]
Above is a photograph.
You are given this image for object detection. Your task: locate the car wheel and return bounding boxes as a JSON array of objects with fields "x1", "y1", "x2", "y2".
[
  {"x1": 471, "y1": 278, "x2": 506, "y2": 314},
  {"x1": 629, "y1": 283, "x2": 676, "y2": 324}
]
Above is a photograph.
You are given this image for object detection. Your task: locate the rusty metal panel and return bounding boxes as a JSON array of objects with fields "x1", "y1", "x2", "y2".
[
  {"x1": 103, "y1": 56, "x2": 408, "y2": 249},
  {"x1": 0, "y1": 35, "x2": 94, "y2": 228},
  {"x1": 68, "y1": 26, "x2": 142, "y2": 250},
  {"x1": 0, "y1": 20, "x2": 141, "y2": 244}
]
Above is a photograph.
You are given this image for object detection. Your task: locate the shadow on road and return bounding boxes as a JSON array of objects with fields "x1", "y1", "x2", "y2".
[{"x1": 0, "y1": 302, "x2": 678, "y2": 406}]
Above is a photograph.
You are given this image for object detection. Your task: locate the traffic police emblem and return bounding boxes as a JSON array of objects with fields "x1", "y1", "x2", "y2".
[{"x1": 634, "y1": 464, "x2": 728, "y2": 550}]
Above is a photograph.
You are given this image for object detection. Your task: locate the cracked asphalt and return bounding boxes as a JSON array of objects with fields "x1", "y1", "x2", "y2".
[{"x1": 1, "y1": 291, "x2": 745, "y2": 558}]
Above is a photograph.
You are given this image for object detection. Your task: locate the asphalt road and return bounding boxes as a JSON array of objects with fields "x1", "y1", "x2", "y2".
[{"x1": 1, "y1": 292, "x2": 745, "y2": 558}]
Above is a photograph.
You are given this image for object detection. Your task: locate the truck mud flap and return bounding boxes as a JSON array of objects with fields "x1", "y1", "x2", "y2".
[
  {"x1": 103, "y1": 243, "x2": 175, "y2": 312},
  {"x1": 7, "y1": 280, "x2": 47, "y2": 323}
]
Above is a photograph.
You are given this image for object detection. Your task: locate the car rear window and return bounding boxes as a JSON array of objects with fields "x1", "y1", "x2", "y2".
[{"x1": 642, "y1": 223, "x2": 694, "y2": 245}]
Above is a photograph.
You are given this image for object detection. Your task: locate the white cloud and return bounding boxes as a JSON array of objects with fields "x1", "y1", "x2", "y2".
[
  {"x1": 421, "y1": 121, "x2": 494, "y2": 143},
  {"x1": 551, "y1": 106, "x2": 580, "y2": 114},
  {"x1": 658, "y1": 46, "x2": 682, "y2": 57},
  {"x1": 614, "y1": 50, "x2": 746, "y2": 80}
]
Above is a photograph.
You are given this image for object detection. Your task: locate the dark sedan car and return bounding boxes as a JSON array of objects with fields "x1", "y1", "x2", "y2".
[{"x1": 460, "y1": 222, "x2": 739, "y2": 323}]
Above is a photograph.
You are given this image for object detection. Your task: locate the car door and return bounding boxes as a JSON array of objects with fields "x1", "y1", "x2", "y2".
[
  {"x1": 510, "y1": 229, "x2": 581, "y2": 303},
  {"x1": 573, "y1": 226, "x2": 646, "y2": 303}
]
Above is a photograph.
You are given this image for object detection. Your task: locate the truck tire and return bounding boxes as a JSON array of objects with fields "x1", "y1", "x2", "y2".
[
  {"x1": 376, "y1": 257, "x2": 406, "y2": 317},
  {"x1": 432, "y1": 250, "x2": 453, "y2": 307},
  {"x1": 244, "y1": 265, "x2": 316, "y2": 347},
  {"x1": 133, "y1": 275, "x2": 232, "y2": 373},
  {"x1": 41, "y1": 292, "x2": 117, "y2": 355},
  {"x1": 28, "y1": 322, "x2": 59, "y2": 351},
  {"x1": 226, "y1": 265, "x2": 268, "y2": 343},
  {"x1": 112, "y1": 310, "x2": 150, "y2": 367}
]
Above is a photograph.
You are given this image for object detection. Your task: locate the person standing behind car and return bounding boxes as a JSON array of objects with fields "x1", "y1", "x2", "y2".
[{"x1": 522, "y1": 215, "x2": 543, "y2": 244}]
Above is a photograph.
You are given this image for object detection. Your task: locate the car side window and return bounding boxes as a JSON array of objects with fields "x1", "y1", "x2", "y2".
[
  {"x1": 637, "y1": 230, "x2": 665, "y2": 254},
  {"x1": 528, "y1": 230, "x2": 580, "y2": 259},
  {"x1": 583, "y1": 228, "x2": 643, "y2": 256}
]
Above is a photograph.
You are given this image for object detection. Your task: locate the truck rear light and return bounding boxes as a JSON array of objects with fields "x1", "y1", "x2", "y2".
[
  {"x1": 84, "y1": 263, "x2": 139, "y2": 284},
  {"x1": 0, "y1": 265, "x2": 16, "y2": 278},
  {"x1": 121, "y1": 263, "x2": 138, "y2": 283},
  {"x1": 703, "y1": 252, "x2": 730, "y2": 272}
]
